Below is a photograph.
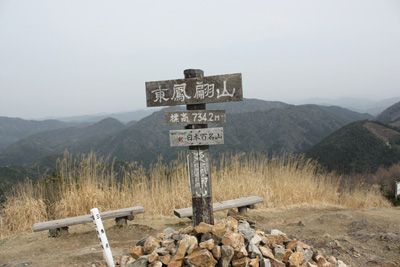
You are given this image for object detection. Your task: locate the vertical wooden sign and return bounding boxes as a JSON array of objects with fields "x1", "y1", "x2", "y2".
[{"x1": 187, "y1": 149, "x2": 212, "y2": 198}]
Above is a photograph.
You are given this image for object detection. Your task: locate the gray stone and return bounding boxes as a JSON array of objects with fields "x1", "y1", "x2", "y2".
[
  {"x1": 172, "y1": 233, "x2": 183, "y2": 241},
  {"x1": 163, "y1": 227, "x2": 176, "y2": 236},
  {"x1": 220, "y1": 245, "x2": 235, "y2": 267},
  {"x1": 262, "y1": 259, "x2": 272, "y2": 267},
  {"x1": 273, "y1": 245, "x2": 285, "y2": 261},
  {"x1": 302, "y1": 249, "x2": 313, "y2": 262},
  {"x1": 238, "y1": 220, "x2": 255, "y2": 241},
  {"x1": 270, "y1": 229, "x2": 285, "y2": 236},
  {"x1": 155, "y1": 247, "x2": 169, "y2": 256},
  {"x1": 250, "y1": 234, "x2": 262, "y2": 246},
  {"x1": 248, "y1": 240, "x2": 262, "y2": 259},
  {"x1": 128, "y1": 256, "x2": 148, "y2": 267}
]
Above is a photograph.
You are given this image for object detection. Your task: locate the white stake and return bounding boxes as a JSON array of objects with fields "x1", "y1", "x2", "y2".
[{"x1": 90, "y1": 208, "x2": 115, "y2": 267}]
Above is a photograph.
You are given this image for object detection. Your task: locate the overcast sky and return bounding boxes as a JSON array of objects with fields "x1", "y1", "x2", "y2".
[{"x1": 0, "y1": 0, "x2": 399, "y2": 119}]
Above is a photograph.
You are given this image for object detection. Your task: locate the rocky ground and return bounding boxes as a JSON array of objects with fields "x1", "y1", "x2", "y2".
[{"x1": 0, "y1": 206, "x2": 399, "y2": 267}]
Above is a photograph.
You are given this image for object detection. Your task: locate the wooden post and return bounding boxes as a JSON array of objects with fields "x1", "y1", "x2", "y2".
[
  {"x1": 115, "y1": 216, "x2": 128, "y2": 227},
  {"x1": 184, "y1": 69, "x2": 214, "y2": 226},
  {"x1": 48, "y1": 226, "x2": 69, "y2": 237},
  {"x1": 237, "y1": 206, "x2": 248, "y2": 215}
]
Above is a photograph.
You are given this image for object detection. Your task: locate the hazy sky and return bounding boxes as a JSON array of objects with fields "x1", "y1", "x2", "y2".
[{"x1": 0, "y1": 0, "x2": 399, "y2": 118}]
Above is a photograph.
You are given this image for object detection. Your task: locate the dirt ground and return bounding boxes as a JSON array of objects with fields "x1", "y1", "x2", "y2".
[{"x1": 1, "y1": 206, "x2": 399, "y2": 267}]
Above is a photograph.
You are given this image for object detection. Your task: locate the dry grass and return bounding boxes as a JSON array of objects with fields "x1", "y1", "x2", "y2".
[{"x1": 0, "y1": 152, "x2": 391, "y2": 238}]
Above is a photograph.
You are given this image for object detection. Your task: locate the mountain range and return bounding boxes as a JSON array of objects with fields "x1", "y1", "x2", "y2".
[
  {"x1": 307, "y1": 101, "x2": 400, "y2": 173},
  {"x1": 51, "y1": 108, "x2": 159, "y2": 124},
  {"x1": 0, "y1": 118, "x2": 126, "y2": 166},
  {"x1": 5, "y1": 97, "x2": 400, "y2": 200},
  {"x1": 0, "y1": 117, "x2": 73, "y2": 152},
  {"x1": 0, "y1": 99, "x2": 371, "y2": 168},
  {"x1": 376, "y1": 101, "x2": 400, "y2": 128},
  {"x1": 296, "y1": 97, "x2": 400, "y2": 115},
  {"x1": 307, "y1": 121, "x2": 400, "y2": 174}
]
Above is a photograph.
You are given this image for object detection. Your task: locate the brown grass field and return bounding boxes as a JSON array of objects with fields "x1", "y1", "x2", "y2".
[{"x1": 0, "y1": 153, "x2": 391, "y2": 238}]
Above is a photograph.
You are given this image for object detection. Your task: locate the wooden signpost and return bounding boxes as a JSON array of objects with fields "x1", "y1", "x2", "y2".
[{"x1": 145, "y1": 69, "x2": 243, "y2": 226}]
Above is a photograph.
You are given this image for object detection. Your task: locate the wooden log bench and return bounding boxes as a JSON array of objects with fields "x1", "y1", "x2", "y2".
[
  {"x1": 174, "y1": 196, "x2": 263, "y2": 219},
  {"x1": 32, "y1": 206, "x2": 144, "y2": 237}
]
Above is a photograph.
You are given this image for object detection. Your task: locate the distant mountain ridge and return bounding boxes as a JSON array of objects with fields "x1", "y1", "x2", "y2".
[
  {"x1": 377, "y1": 101, "x2": 400, "y2": 128},
  {"x1": 91, "y1": 100, "x2": 371, "y2": 165},
  {"x1": 0, "y1": 117, "x2": 73, "y2": 152},
  {"x1": 307, "y1": 121, "x2": 400, "y2": 173},
  {"x1": 221, "y1": 104, "x2": 372, "y2": 154},
  {"x1": 0, "y1": 118, "x2": 125, "y2": 166},
  {"x1": 53, "y1": 108, "x2": 159, "y2": 123},
  {"x1": 297, "y1": 97, "x2": 400, "y2": 115},
  {"x1": 0, "y1": 98, "x2": 372, "y2": 169}
]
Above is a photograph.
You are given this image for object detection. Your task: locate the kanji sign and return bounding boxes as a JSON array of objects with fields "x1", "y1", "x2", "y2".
[
  {"x1": 165, "y1": 110, "x2": 226, "y2": 124},
  {"x1": 145, "y1": 73, "x2": 242, "y2": 107},
  {"x1": 187, "y1": 150, "x2": 211, "y2": 198},
  {"x1": 169, "y1": 127, "x2": 224, "y2": 147}
]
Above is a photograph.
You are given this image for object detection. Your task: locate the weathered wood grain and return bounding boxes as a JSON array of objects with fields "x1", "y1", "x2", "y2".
[
  {"x1": 187, "y1": 149, "x2": 211, "y2": 198},
  {"x1": 173, "y1": 196, "x2": 263, "y2": 218},
  {"x1": 145, "y1": 73, "x2": 242, "y2": 107},
  {"x1": 32, "y1": 206, "x2": 144, "y2": 232}
]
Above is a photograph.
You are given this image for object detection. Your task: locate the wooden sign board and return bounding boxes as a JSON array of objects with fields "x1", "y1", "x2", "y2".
[
  {"x1": 146, "y1": 73, "x2": 242, "y2": 107},
  {"x1": 187, "y1": 150, "x2": 211, "y2": 198},
  {"x1": 165, "y1": 110, "x2": 226, "y2": 124},
  {"x1": 169, "y1": 127, "x2": 224, "y2": 147}
]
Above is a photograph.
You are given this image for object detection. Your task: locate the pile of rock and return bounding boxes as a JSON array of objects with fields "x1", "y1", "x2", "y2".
[{"x1": 115, "y1": 217, "x2": 347, "y2": 267}]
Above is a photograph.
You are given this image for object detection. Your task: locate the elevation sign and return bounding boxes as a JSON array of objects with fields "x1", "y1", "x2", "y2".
[{"x1": 165, "y1": 110, "x2": 226, "y2": 124}]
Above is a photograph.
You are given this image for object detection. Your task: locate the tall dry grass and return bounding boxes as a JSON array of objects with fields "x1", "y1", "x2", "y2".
[{"x1": 0, "y1": 152, "x2": 391, "y2": 238}]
